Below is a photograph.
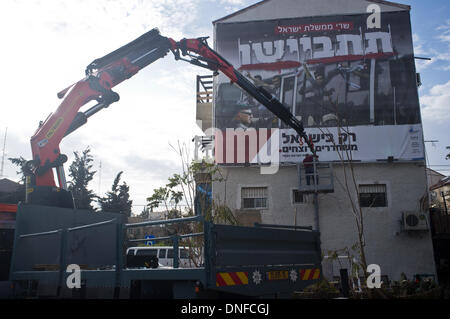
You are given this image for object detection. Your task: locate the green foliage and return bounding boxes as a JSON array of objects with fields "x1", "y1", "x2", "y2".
[
  {"x1": 143, "y1": 154, "x2": 236, "y2": 267},
  {"x1": 8, "y1": 156, "x2": 27, "y2": 184},
  {"x1": 145, "y1": 159, "x2": 234, "y2": 223},
  {"x1": 139, "y1": 206, "x2": 150, "y2": 219},
  {"x1": 98, "y1": 171, "x2": 133, "y2": 217},
  {"x1": 350, "y1": 277, "x2": 443, "y2": 299},
  {"x1": 298, "y1": 280, "x2": 340, "y2": 299},
  {"x1": 390, "y1": 278, "x2": 440, "y2": 298},
  {"x1": 67, "y1": 148, "x2": 96, "y2": 211},
  {"x1": 205, "y1": 203, "x2": 239, "y2": 225},
  {"x1": 146, "y1": 186, "x2": 170, "y2": 212}
]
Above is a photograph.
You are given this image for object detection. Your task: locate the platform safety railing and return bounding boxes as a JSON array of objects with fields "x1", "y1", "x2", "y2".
[
  {"x1": 124, "y1": 215, "x2": 204, "y2": 269},
  {"x1": 296, "y1": 161, "x2": 334, "y2": 193}
]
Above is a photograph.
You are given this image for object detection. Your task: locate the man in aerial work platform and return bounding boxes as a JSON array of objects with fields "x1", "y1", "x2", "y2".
[{"x1": 303, "y1": 153, "x2": 319, "y2": 185}]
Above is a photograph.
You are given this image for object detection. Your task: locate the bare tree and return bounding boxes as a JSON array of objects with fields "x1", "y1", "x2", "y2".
[
  {"x1": 315, "y1": 99, "x2": 371, "y2": 289},
  {"x1": 144, "y1": 141, "x2": 237, "y2": 267}
]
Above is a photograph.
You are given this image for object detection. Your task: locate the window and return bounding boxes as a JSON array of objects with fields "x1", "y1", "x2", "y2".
[
  {"x1": 158, "y1": 249, "x2": 166, "y2": 259},
  {"x1": 359, "y1": 184, "x2": 387, "y2": 207},
  {"x1": 241, "y1": 187, "x2": 268, "y2": 209},
  {"x1": 136, "y1": 249, "x2": 157, "y2": 256},
  {"x1": 166, "y1": 248, "x2": 187, "y2": 259},
  {"x1": 292, "y1": 190, "x2": 305, "y2": 204}
]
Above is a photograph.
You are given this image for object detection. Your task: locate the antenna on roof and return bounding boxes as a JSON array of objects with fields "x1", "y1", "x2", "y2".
[{"x1": 0, "y1": 127, "x2": 7, "y2": 178}]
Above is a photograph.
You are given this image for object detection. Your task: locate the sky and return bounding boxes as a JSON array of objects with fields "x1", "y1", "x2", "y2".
[{"x1": 0, "y1": 0, "x2": 448, "y2": 215}]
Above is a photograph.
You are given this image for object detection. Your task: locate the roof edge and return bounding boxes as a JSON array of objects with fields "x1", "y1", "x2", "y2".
[
  {"x1": 430, "y1": 177, "x2": 450, "y2": 190},
  {"x1": 213, "y1": 0, "x2": 411, "y2": 24},
  {"x1": 426, "y1": 167, "x2": 446, "y2": 177},
  {"x1": 369, "y1": 0, "x2": 410, "y2": 10}
]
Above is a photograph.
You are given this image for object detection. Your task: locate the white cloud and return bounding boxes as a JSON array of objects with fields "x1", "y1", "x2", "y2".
[
  {"x1": 0, "y1": 0, "x2": 219, "y2": 214},
  {"x1": 412, "y1": 34, "x2": 427, "y2": 55},
  {"x1": 436, "y1": 19, "x2": 450, "y2": 44},
  {"x1": 413, "y1": 47, "x2": 450, "y2": 72},
  {"x1": 420, "y1": 81, "x2": 450, "y2": 123},
  {"x1": 217, "y1": 0, "x2": 251, "y2": 15},
  {"x1": 413, "y1": 20, "x2": 450, "y2": 71},
  {"x1": 436, "y1": 19, "x2": 450, "y2": 31}
]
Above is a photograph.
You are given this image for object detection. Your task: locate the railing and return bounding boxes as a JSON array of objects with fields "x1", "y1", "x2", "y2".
[
  {"x1": 125, "y1": 215, "x2": 205, "y2": 269},
  {"x1": 296, "y1": 162, "x2": 334, "y2": 193},
  {"x1": 196, "y1": 75, "x2": 213, "y2": 103},
  {"x1": 254, "y1": 223, "x2": 313, "y2": 231}
]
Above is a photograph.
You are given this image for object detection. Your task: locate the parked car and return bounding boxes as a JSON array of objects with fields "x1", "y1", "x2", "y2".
[{"x1": 125, "y1": 246, "x2": 197, "y2": 268}]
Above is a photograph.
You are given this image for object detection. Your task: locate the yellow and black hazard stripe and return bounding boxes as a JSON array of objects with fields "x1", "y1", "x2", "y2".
[
  {"x1": 216, "y1": 272, "x2": 249, "y2": 287},
  {"x1": 300, "y1": 268, "x2": 321, "y2": 280}
]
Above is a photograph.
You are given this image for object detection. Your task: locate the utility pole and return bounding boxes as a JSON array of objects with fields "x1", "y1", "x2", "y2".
[{"x1": 0, "y1": 128, "x2": 7, "y2": 178}]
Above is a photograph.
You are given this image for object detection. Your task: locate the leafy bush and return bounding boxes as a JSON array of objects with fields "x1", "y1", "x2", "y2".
[{"x1": 297, "y1": 280, "x2": 341, "y2": 299}]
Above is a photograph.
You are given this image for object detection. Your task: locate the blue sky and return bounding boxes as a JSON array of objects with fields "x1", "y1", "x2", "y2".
[
  {"x1": 0, "y1": 0, "x2": 448, "y2": 213},
  {"x1": 406, "y1": 0, "x2": 450, "y2": 175}
]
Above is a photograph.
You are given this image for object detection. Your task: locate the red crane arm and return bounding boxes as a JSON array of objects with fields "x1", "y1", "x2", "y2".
[
  {"x1": 29, "y1": 29, "x2": 172, "y2": 188},
  {"x1": 28, "y1": 28, "x2": 314, "y2": 201}
]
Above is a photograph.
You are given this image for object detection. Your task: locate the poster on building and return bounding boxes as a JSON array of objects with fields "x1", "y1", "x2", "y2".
[{"x1": 214, "y1": 10, "x2": 424, "y2": 163}]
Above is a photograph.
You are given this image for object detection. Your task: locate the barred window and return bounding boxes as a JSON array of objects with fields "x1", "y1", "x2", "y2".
[
  {"x1": 292, "y1": 190, "x2": 305, "y2": 204},
  {"x1": 359, "y1": 184, "x2": 387, "y2": 207},
  {"x1": 241, "y1": 187, "x2": 268, "y2": 209}
]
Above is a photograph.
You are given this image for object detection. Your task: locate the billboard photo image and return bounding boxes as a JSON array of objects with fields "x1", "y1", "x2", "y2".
[{"x1": 215, "y1": 10, "x2": 424, "y2": 163}]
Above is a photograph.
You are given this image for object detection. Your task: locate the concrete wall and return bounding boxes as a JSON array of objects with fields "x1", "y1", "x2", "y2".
[{"x1": 212, "y1": 162, "x2": 437, "y2": 281}]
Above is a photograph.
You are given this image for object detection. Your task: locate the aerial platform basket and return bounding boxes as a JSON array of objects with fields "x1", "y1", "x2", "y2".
[{"x1": 296, "y1": 161, "x2": 334, "y2": 194}]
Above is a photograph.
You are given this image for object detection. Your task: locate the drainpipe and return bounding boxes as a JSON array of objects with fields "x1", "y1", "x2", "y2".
[
  {"x1": 313, "y1": 193, "x2": 320, "y2": 232},
  {"x1": 313, "y1": 158, "x2": 320, "y2": 231}
]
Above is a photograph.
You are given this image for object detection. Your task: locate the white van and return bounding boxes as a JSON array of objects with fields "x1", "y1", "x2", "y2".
[{"x1": 126, "y1": 246, "x2": 196, "y2": 268}]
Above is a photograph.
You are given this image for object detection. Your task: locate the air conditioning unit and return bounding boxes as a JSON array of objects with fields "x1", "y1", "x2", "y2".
[{"x1": 403, "y1": 211, "x2": 428, "y2": 231}]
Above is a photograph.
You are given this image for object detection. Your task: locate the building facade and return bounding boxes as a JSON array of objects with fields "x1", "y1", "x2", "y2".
[{"x1": 203, "y1": 0, "x2": 437, "y2": 283}]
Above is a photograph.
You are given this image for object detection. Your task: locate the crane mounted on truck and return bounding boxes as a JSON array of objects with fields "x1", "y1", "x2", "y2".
[
  {"x1": 23, "y1": 28, "x2": 315, "y2": 208},
  {"x1": 10, "y1": 28, "x2": 323, "y2": 299}
]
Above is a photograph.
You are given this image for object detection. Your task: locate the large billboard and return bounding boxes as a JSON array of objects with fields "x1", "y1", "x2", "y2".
[{"x1": 214, "y1": 10, "x2": 424, "y2": 163}]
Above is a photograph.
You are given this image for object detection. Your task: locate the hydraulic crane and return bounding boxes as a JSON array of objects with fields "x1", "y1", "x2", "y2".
[{"x1": 24, "y1": 28, "x2": 315, "y2": 208}]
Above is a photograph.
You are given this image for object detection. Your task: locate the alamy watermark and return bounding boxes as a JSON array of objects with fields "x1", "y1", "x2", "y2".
[
  {"x1": 367, "y1": 4, "x2": 381, "y2": 29},
  {"x1": 194, "y1": 125, "x2": 281, "y2": 175},
  {"x1": 366, "y1": 264, "x2": 383, "y2": 289},
  {"x1": 66, "y1": 264, "x2": 81, "y2": 289}
]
